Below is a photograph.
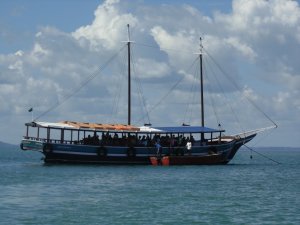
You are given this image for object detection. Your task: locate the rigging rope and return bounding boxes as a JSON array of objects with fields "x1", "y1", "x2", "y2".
[
  {"x1": 110, "y1": 47, "x2": 127, "y2": 123},
  {"x1": 188, "y1": 64, "x2": 199, "y2": 125},
  {"x1": 135, "y1": 57, "x2": 199, "y2": 124},
  {"x1": 204, "y1": 55, "x2": 245, "y2": 133},
  {"x1": 203, "y1": 47, "x2": 278, "y2": 128},
  {"x1": 244, "y1": 125, "x2": 277, "y2": 148},
  {"x1": 134, "y1": 42, "x2": 192, "y2": 55},
  {"x1": 202, "y1": 57, "x2": 222, "y2": 128},
  {"x1": 243, "y1": 145, "x2": 281, "y2": 164},
  {"x1": 34, "y1": 45, "x2": 127, "y2": 121},
  {"x1": 130, "y1": 45, "x2": 151, "y2": 125},
  {"x1": 133, "y1": 42, "x2": 277, "y2": 135},
  {"x1": 183, "y1": 59, "x2": 199, "y2": 125}
]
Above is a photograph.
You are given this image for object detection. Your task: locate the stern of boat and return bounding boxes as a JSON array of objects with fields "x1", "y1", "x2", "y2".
[{"x1": 20, "y1": 139, "x2": 44, "y2": 152}]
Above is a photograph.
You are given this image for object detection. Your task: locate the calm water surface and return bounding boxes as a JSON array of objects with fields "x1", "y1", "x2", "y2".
[{"x1": 0, "y1": 147, "x2": 299, "y2": 225}]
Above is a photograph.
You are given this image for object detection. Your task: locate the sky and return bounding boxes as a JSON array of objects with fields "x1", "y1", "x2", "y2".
[{"x1": 0, "y1": 0, "x2": 299, "y2": 147}]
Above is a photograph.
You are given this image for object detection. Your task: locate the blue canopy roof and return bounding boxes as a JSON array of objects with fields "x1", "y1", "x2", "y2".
[{"x1": 151, "y1": 126, "x2": 224, "y2": 133}]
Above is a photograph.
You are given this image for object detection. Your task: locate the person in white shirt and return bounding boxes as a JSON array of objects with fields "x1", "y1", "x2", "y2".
[{"x1": 186, "y1": 141, "x2": 192, "y2": 155}]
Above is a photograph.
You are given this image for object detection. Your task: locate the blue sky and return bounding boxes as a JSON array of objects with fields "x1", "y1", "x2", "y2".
[
  {"x1": 0, "y1": 0, "x2": 235, "y2": 53},
  {"x1": 0, "y1": 0, "x2": 299, "y2": 147},
  {"x1": 0, "y1": 0, "x2": 99, "y2": 53}
]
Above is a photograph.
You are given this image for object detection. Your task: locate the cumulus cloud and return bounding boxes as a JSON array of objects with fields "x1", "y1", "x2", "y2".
[
  {"x1": 225, "y1": 37, "x2": 257, "y2": 60},
  {"x1": 72, "y1": 0, "x2": 138, "y2": 51},
  {"x1": 0, "y1": 0, "x2": 299, "y2": 146},
  {"x1": 134, "y1": 58, "x2": 171, "y2": 79},
  {"x1": 150, "y1": 26, "x2": 196, "y2": 68},
  {"x1": 215, "y1": 0, "x2": 300, "y2": 87}
]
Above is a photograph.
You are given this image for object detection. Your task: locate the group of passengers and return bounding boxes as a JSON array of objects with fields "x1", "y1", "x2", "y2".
[
  {"x1": 81, "y1": 132, "x2": 195, "y2": 148},
  {"x1": 82, "y1": 134, "x2": 101, "y2": 145}
]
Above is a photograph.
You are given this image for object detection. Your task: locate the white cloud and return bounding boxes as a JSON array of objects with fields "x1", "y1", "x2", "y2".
[
  {"x1": 28, "y1": 43, "x2": 51, "y2": 65},
  {"x1": 216, "y1": 0, "x2": 300, "y2": 36},
  {"x1": 72, "y1": 0, "x2": 138, "y2": 51},
  {"x1": 134, "y1": 58, "x2": 171, "y2": 79},
  {"x1": 225, "y1": 37, "x2": 257, "y2": 60},
  {"x1": 150, "y1": 26, "x2": 195, "y2": 68},
  {"x1": 0, "y1": 0, "x2": 299, "y2": 146}
]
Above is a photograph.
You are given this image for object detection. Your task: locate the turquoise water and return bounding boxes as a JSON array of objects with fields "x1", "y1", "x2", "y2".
[{"x1": 0, "y1": 146, "x2": 299, "y2": 225}]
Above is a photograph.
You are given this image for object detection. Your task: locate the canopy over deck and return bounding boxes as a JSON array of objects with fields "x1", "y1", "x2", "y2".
[
  {"x1": 25, "y1": 121, "x2": 224, "y2": 134},
  {"x1": 25, "y1": 121, "x2": 140, "y2": 131},
  {"x1": 60, "y1": 121, "x2": 139, "y2": 131},
  {"x1": 140, "y1": 126, "x2": 224, "y2": 133}
]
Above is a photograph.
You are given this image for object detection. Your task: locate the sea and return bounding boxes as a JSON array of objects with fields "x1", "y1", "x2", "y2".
[{"x1": 0, "y1": 145, "x2": 299, "y2": 225}]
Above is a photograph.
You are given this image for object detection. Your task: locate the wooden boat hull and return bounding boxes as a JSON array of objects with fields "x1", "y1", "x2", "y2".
[{"x1": 21, "y1": 133, "x2": 255, "y2": 165}]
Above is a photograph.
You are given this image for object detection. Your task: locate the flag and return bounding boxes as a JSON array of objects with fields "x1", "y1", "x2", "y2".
[{"x1": 28, "y1": 108, "x2": 33, "y2": 112}]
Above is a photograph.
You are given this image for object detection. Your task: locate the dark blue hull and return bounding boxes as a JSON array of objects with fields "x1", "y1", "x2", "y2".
[{"x1": 21, "y1": 134, "x2": 256, "y2": 165}]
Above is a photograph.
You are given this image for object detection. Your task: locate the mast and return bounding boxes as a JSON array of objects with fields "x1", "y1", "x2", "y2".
[
  {"x1": 199, "y1": 37, "x2": 205, "y2": 141},
  {"x1": 127, "y1": 24, "x2": 131, "y2": 125}
]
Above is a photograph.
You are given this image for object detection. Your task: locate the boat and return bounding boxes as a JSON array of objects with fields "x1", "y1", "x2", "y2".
[{"x1": 20, "y1": 25, "x2": 276, "y2": 165}]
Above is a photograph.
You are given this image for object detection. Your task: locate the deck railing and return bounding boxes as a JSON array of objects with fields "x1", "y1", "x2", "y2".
[{"x1": 23, "y1": 136, "x2": 80, "y2": 145}]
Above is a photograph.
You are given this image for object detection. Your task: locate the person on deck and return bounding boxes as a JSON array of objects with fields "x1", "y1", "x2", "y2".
[
  {"x1": 186, "y1": 141, "x2": 192, "y2": 155},
  {"x1": 155, "y1": 139, "x2": 162, "y2": 157},
  {"x1": 169, "y1": 135, "x2": 175, "y2": 155}
]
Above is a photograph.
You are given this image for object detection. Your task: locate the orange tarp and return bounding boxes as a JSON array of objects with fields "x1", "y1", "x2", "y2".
[{"x1": 60, "y1": 121, "x2": 140, "y2": 131}]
